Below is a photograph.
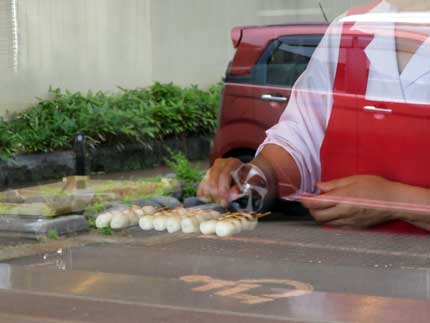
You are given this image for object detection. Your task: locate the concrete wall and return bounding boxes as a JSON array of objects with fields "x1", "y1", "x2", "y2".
[
  {"x1": 0, "y1": 0, "x2": 366, "y2": 116},
  {"x1": 0, "y1": 0, "x2": 18, "y2": 74},
  {"x1": 1, "y1": 0, "x2": 152, "y2": 115},
  {"x1": 150, "y1": 0, "x2": 364, "y2": 88}
]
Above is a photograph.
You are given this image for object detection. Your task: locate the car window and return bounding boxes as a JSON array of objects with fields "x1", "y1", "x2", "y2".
[
  {"x1": 252, "y1": 35, "x2": 322, "y2": 87},
  {"x1": 225, "y1": 34, "x2": 322, "y2": 87},
  {"x1": 265, "y1": 37, "x2": 320, "y2": 87}
]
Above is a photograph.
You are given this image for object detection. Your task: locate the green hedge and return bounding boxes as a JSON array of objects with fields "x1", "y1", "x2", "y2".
[{"x1": 0, "y1": 82, "x2": 222, "y2": 158}]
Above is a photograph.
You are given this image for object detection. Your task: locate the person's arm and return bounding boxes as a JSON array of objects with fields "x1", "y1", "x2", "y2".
[
  {"x1": 380, "y1": 182, "x2": 430, "y2": 230},
  {"x1": 300, "y1": 175, "x2": 430, "y2": 230},
  {"x1": 198, "y1": 18, "x2": 343, "y2": 206},
  {"x1": 197, "y1": 144, "x2": 300, "y2": 207},
  {"x1": 250, "y1": 145, "x2": 301, "y2": 199},
  {"x1": 255, "y1": 19, "x2": 343, "y2": 194}
]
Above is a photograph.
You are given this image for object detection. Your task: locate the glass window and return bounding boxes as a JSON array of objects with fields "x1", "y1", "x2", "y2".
[
  {"x1": 265, "y1": 35, "x2": 321, "y2": 87},
  {"x1": 226, "y1": 35, "x2": 322, "y2": 87}
]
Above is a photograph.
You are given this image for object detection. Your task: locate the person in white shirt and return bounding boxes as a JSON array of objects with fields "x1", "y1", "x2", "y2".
[{"x1": 198, "y1": 0, "x2": 430, "y2": 233}]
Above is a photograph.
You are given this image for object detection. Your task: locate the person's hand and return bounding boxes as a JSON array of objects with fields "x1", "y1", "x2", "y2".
[
  {"x1": 197, "y1": 158, "x2": 243, "y2": 207},
  {"x1": 301, "y1": 175, "x2": 400, "y2": 229}
]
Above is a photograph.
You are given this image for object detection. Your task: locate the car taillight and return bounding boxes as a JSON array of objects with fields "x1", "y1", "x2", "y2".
[{"x1": 231, "y1": 27, "x2": 243, "y2": 49}]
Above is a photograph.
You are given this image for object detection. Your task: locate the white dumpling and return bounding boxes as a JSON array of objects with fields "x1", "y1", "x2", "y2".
[
  {"x1": 230, "y1": 219, "x2": 243, "y2": 234},
  {"x1": 95, "y1": 212, "x2": 114, "y2": 229},
  {"x1": 153, "y1": 214, "x2": 168, "y2": 231},
  {"x1": 200, "y1": 220, "x2": 218, "y2": 235},
  {"x1": 131, "y1": 206, "x2": 145, "y2": 218},
  {"x1": 166, "y1": 216, "x2": 182, "y2": 233},
  {"x1": 142, "y1": 206, "x2": 157, "y2": 215},
  {"x1": 139, "y1": 215, "x2": 154, "y2": 230},
  {"x1": 126, "y1": 210, "x2": 140, "y2": 226},
  {"x1": 110, "y1": 211, "x2": 130, "y2": 229},
  {"x1": 245, "y1": 219, "x2": 258, "y2": 231},
  {"x1": 181, "y1": 217, "x2": 200, "y2": 233},
  {"x1": 216, "y1": 221, "x2": 237, "y2": 237}
]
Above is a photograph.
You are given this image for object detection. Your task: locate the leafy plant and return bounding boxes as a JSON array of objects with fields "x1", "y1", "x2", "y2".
[
  {"x1": 0, "y1": 82, "x2": 223, "y2": 158},
  {"x1": 165, "y1": 149, "x2": 203, "y2": 198},
  {"x1": 87, "y1": 217, "x2": 97, "y2": 230},
  {"x1": 86, "y1": 215, "x2": 112, "y2": 235},
  {"x1": 84, "y1": 201, "x2": 108, "y2": 217},
  {"x1": 47, "y1": 229, "x2": 59, "y2": 240},
  {"x1": 100, "y1": 226, "x2": 112, "y2": 236}
]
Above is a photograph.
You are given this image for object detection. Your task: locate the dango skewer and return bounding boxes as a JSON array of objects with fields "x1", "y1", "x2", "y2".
[
  {"x1": 203, "y1": 212, "x2": 270, "y2": 237},
  {"x1": 181, "y1": 209, "x2": 221, "y2": 233}
]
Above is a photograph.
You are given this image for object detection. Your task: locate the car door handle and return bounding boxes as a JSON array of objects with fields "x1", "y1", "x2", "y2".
[
  {"x1": 363, "y1": 106, "x2": 393, "y2": 114},
  {"x1": 261, "y1": 94, "x2": 288, "y2": 103}
]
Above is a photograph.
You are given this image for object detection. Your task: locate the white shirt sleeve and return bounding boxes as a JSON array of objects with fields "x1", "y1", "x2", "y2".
[{"x1": 256, "y1": 19, "x2": 344, "y2": 193}]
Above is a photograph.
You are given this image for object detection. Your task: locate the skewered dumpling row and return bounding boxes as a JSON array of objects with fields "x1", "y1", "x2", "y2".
[
  {"x1": 96, "y1": 204, "x2": 264, "y2": 237},
  {"x1": 95, "y1": 205, "x2": 157, "y2": 229},
  {"x1": 139, "y1": 207, "x2": 222, "y2": 233}
]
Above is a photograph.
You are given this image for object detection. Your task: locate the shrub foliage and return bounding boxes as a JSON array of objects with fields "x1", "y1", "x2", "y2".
[
  {"x1": 0, "y1": 82, "x2": 222, "y2": 158},
  {"x1": 165, "y1": 149, "x2": 204, "y2": 198}
]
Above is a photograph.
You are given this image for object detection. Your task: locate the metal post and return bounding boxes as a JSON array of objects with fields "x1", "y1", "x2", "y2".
[{"x1": 74, "y1": 132, "x2": 87, "y2": 176}]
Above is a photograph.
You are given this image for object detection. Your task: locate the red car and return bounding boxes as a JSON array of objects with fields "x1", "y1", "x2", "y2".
[{"x1": 211, "y1": 23, "x2": 328, "y2": 163}]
